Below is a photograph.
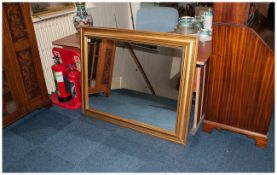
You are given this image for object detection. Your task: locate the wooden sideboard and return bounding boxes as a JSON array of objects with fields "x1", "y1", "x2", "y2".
[
  {"x1": 88, "y1": 39, "x2": 116, "y2": 96},
  {"x1": 3, "y1": 3, "x2": 51, "y2": 127},
  {"x1": 203, "y1": 3, "x2": 274, "y2": 148}
]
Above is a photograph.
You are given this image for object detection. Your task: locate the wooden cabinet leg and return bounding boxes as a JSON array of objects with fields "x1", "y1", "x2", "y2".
[
  {"x1": 44, "y1": 100, "x2": 52, "y2": 108},
  {"x1": 105, "y1": 91, "x2": 111, "y2": 97},
  {"x1": 191, "y1": 65, "x2": 207, "y2": 135},
  {"x1": 202, "y1": 121, "x2": 214, "y2": 134},
  {"x1": 203, "y1": 120, "x2": 269, "y2": 148},
  {"x1": 254, "y1": 136, "x2": 268, "y2": 148}
]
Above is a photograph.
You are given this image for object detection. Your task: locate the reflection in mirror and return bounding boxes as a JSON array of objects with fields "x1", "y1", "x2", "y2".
[{"x1": 86, "y1": 37, "x2": 183, "y2": 132}]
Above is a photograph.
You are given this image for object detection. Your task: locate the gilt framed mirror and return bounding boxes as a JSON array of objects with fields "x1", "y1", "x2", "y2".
[{"x1": 81, "y1": 27, "x2": 198, "y2": 145}]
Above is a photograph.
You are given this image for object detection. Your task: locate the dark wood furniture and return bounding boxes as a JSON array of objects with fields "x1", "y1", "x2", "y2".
[
  {"x1": 203, "y1": 3, "x2": 274, "y2": 148},
  {"x1": 3, "y1": 3, "x2": 50, "y2": 127},
  {"x1": 88, "y1": 39, "x2": 116, "y2": 95},
  {"x1": 52, "y1": 33, "x2": 80, "y2": 48},
  {"x1": 52, "y1": 34, "x2": 115, "y2": 96}
]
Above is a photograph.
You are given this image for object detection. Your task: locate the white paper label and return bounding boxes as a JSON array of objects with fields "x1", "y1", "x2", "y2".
[{"x1": 55, "y1": 72, "x2": 64, "y2": 83}]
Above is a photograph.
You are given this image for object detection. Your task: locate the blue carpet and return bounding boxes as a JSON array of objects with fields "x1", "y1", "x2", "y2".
[
  {"x1": 89, "y1": 89, "x2": 177, "y2": 131},
  {"x1": 3, "y1": 89, "x2": 274, "y2": 172}
]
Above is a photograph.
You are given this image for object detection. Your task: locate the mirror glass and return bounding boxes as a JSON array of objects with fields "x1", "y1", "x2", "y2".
[{"x1": 86, "y1": 37, "x2": 183, "y2": 132}]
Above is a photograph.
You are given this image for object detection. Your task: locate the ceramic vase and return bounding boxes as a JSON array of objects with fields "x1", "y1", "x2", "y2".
[
  {"x1": 203, "y1": 8, "x2": 213, "y2": 31},
  {"x1": 73, "y1": 2, "x2": 93, "y2": 32}
]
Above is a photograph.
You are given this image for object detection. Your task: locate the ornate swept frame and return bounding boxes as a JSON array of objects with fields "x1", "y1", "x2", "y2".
[{"x1": 81, "y1": 27, "x2": 198, "y2": 145}]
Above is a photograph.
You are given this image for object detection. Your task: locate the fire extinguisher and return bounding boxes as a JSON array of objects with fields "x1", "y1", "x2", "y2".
[
  {"x1": 67, "y1": 67, "x2": 81, "y2": 106},
  {"x1": 52, "y1": 55, "x2": 72, "y2": 102}
]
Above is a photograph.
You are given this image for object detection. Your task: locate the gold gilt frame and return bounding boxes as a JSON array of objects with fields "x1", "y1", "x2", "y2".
[{"x1": 81, "y1": 27, "x2": 198, "y2": 145}]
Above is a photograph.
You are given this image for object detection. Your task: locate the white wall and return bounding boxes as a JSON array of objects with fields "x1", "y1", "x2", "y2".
[
  {"x1": 86, "y1": 3, "x2": 131, "y2": 89},
  {"x1": 87, "y1": 3, "x2": 130, "y2": 29},
  {"x1": 118, "y1": 46, "x2": 180, "y2": 100},
  {"x1": 128, "y1": 2, "x2": 141, "y2": 29}
]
